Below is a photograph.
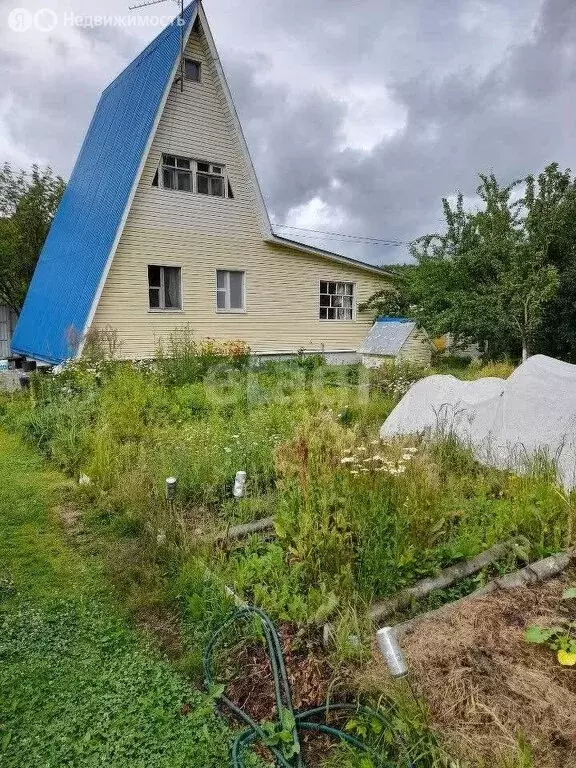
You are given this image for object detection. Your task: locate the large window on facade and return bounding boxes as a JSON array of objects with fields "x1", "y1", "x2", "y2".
[
  {"x1": 319, "y1": 280, "x2": 354, "y2": 320},
  {"x1": 159, "y1": 154, "x2": 229, "y2": 198},
  {"x1": 148, "y1": 265, "x2": 182, "y2": 310},
  {"x1": 216, "y1": 270, "x2": 245, "y2": 312}
]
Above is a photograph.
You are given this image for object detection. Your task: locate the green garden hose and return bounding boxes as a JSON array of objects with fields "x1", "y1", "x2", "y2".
[{"x1": 204, "y1": 605, "x2": 413, "y2": 767}]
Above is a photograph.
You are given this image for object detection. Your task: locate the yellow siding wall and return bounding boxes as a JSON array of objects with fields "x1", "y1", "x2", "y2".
[{"x1": 91, "y1": 23, "x2": 388, "y2": 358}]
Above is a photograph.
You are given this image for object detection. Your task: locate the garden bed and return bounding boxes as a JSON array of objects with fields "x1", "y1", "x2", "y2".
[
  {"x1": 361, "y1": 574, "x2": 576, "y2": 768},
  {"x1": 1, "y1": 342, "x2": 574, "y2": 766}
]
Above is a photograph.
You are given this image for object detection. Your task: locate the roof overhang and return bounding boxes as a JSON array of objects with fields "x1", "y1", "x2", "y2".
[{"x1": 267, "y1": 235, "x2": 393, "y2": 278}]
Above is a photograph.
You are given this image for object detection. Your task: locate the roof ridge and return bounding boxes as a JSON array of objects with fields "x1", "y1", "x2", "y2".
[{"x1": 103, "y1": 1, "x2": 196, "y2": 96}]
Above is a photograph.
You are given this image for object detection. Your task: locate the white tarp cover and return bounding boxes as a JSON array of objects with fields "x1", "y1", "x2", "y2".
[{"x1": 380, "y1": 354, "x2": 576, "y2": 488}]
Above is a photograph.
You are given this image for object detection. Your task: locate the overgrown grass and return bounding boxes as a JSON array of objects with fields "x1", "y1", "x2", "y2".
[
  {"x1": 0, "y1": 349, "x2": 569, "y2": 768},
  {"x1": 2, "y1": 353, "x2": 572, "y2": 630},
  {"x1": 0, "y1": 430, "x2": 234, "y2": 767}
]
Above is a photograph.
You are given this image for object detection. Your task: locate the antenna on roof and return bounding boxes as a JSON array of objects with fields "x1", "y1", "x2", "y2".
[{"x1": 128, "y1": 0, "x2": 187, "y2": 91}]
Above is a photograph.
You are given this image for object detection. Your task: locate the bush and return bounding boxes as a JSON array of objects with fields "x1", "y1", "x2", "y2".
[
  {"x1": 156, "y1": 327, "x2": 250, "y2": 386},
  {"x1": 369, "y1": 360, "x2": 429, "y2": 399}
]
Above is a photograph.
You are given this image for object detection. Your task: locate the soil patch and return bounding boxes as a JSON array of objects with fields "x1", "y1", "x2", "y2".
[{"x1": 362, "y1": 574, "x2": 576, "y2": 767}]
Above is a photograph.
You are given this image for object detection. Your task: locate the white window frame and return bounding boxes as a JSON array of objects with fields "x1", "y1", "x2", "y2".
[
  {"x1": 318, "y1": 279, "x2": 355, "y2": 321},
  {"x1": 158, "y1": 154, "x2": 232, "y2": 198},
  {"x1": 148, "y1": 264, "x2": 183, "y2": 312},
  {"x1": 216, "y1": 269, "x2": 246, "y2": 314},
  {"x1": 196, "y1": 161, "x2": 226, "y2": 198}
]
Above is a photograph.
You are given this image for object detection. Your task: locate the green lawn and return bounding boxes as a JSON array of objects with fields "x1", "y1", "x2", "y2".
[{"x1": 0, "y1": 431, "x2": 232, "y2": 768}]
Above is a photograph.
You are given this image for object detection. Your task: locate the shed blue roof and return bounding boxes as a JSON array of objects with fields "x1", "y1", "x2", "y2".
[{"x1": 12, "y1": 3, "x2": 197, "y2": 363}]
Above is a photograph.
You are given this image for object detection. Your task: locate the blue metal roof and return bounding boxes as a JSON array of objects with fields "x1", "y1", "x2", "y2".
[{"x1": 12, "y1": 3, "x2": 197, "y2": 364}]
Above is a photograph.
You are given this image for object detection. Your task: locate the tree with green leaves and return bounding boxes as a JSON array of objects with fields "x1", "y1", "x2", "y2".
[
  {"x1": 0, "y1": 163, "x2": 65, "y2": 313},
  {"x1": 358, "y1": 264, "x2": 415, "y2": 319},
  {"x1": 398, "y1": 164, "x2": 572, "y2": 360}
]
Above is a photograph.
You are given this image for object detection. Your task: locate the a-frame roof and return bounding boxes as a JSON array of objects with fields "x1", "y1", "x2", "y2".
[
  {"x1": 12, "y1": 3, "x2": 198, "y2": 363},
  {"x1": 12, "y1": 1, "x2": 388, "y2": 363}
]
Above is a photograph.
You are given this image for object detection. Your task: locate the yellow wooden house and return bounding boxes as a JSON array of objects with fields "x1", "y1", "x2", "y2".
[{"x1": 12, "y1": 1, "x2": 390, "y2": 364}]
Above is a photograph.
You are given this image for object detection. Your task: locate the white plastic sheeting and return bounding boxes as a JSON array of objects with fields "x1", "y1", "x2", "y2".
[{"x1": 380, "y1": 354, "x2": 576, "y2": 488}]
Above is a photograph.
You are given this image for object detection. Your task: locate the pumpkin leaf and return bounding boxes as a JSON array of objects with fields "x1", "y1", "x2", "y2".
[
  {"x1": 562, "y1": 587, "x2": 576, "y2": 600},
  {"x1": 525, "y1": 626, "x2": 557, "y2": 644}
]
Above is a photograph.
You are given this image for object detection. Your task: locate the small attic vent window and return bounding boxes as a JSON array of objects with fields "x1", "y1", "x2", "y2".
[{"x1": 184, "y1": 58, "x2": 201, "y2": 82}]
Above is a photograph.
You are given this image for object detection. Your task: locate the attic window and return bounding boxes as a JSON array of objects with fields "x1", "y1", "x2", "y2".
[
  {"x1": 197, "y1": 162, "x2": 224, "y2": 197},
  {"x1": 184, "y1": 58, "x2": 201, "y2": 82},
  {"x1": 162, "y1": 155, "x2": 193, "y2": 191},
  {"x1": 319, "y1": 281, "x2": 354, "y2": 321},
  {"x1": 158, "y1": 155, "x2": 231, "y2": 198}
]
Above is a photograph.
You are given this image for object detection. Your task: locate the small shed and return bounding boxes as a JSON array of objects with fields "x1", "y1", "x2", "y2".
[
  {"x1": 0, "y1": 305, "x2": 17, "y2": 359},
  {"x1": 357, "y1": 317, "x2": 433, "y2": 368}
]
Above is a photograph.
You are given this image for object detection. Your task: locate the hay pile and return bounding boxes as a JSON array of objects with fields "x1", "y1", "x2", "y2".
[{"x1": 366, "y1": 578, "x2": 576, "y2": 766}]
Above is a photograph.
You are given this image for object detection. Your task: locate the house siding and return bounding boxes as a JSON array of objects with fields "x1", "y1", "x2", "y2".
[{"x1": 91, "y1": 23, "x2": 388, "y2": 358}]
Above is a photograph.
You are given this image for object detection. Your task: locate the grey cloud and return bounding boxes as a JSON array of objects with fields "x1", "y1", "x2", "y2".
[
  {"x1": 2, "y1": 0, "x2": 575, "y2": 268},
  {"x1": 227, "y1": 0, "x2": 576, "y2": 264}
]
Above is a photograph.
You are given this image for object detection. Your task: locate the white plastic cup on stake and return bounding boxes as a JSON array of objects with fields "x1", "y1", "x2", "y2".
[
  {"x1": 233, "y1": 471, "x2": 247, "y2": 499},
  {"x1": 376, "y1": 626, "x2": 408, "y2": 679}
]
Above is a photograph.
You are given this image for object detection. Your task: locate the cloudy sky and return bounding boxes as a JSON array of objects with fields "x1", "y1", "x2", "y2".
[{"x1": 1, "y1": 0, "x2": 575, "y2": 264}]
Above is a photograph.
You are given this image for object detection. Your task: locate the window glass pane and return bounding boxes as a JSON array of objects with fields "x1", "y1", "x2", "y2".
[
  {"x1": 184, "y1": 59, "x2": 200, "y2": 81},
  {"x1": 148, "y1": 265, "x2": 161, "y2": 287},
  {"x1": 163, "y1": 169, "x2": 175, "y2": 189},
  {"x1": 177, "y1": 171, "x2": 191, "y2": 192},
  {"x1": 216, "y1": 290, "x2": 226, "y2": 309},
  {"x1": 343, "y1": 296, "x2": 352, "y2": 308},
  {"x1": 197, "y1": 162, "x2": 210, "y2": 173},
  {"x1": 328, "y1": 283, "x2": 336, "y2": 294},
  {"x1": 216, "y1": 270, "x2": 226, "y2": 290},
  {"x1": 197, "y1": 174, "x2": 209, "y2": 195},
  {"x1": 149, "y1": 288, "x2": 160, "y2": 308},
  {"x1": 319, "y1": 307, "x2": 328, "y2": 319},
  {"x1": 333, "y1": 295, "x2": 343, "y2": 308},
  {"x1": 229, "y1": 271, "x2": 244, "y2": 309},
  {"x1": 210, "y1": 176, "x2": 224, "y2": 197},
  {"x1": 164, "y1": 155, "x2": 176, "y2": 166},
  {"x1": 320, "y1": 281, "x2": 327, "y2": 294},
  {"x1": 327, "y1": 307, "x2": 336, "y2": 320},
  {"x1": 176, "y1": 158, "x2": 190, "y2": 169},
  {"x1": 320, "y1": 294, "x2": 330, "y2": 307},
  {"x1": 345, "y1": 284, "x2": 353, "y2": 295},
  {"x1": 344, "y1": 308, "x2": 352, "y2": 320},
  {"x1": 164, "y1": 267, "x2": 181, "y2": 309},
  {"x1": 211, "y1": 166, "x2": 222, "y2": 174}
]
